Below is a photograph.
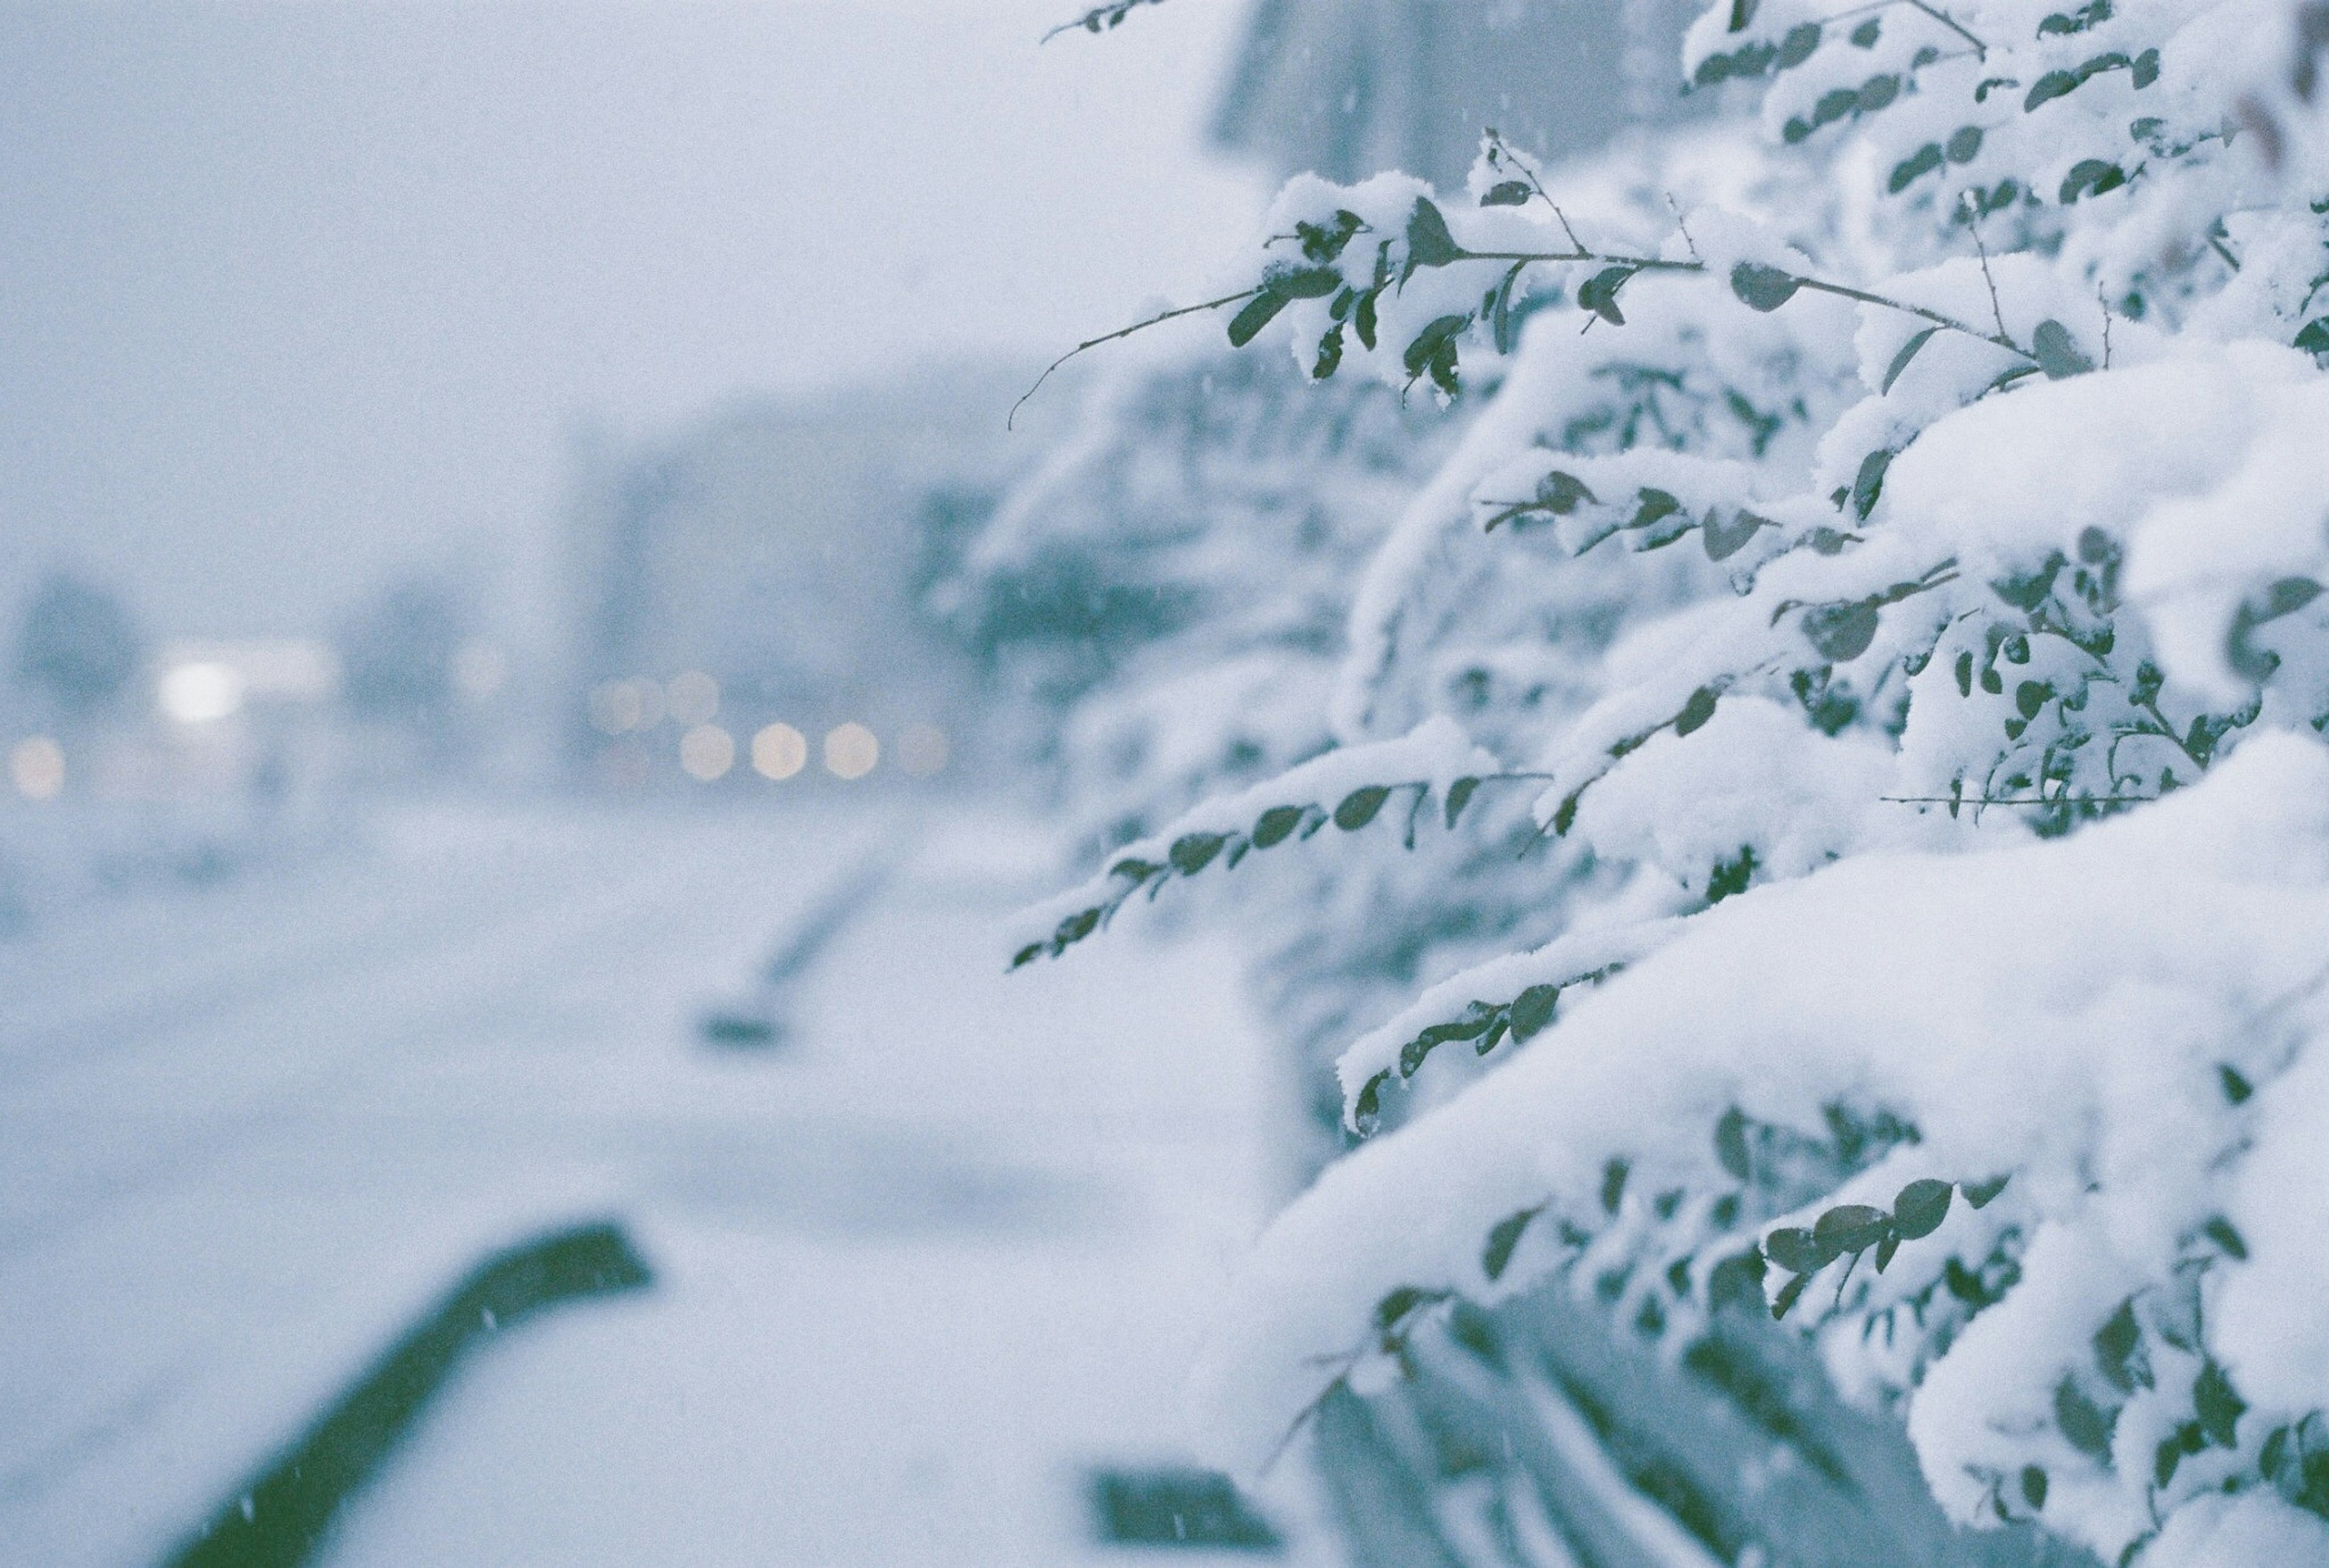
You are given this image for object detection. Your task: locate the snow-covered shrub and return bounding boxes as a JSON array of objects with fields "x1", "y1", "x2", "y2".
[{"x1": 1014, "y1": 0, "x2": 2329, "y2": 1561}]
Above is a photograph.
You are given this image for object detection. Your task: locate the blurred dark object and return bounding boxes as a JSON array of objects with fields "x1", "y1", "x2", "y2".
[
  {"x1": 696, "y1": 851, "x2": 896, "y2": 1052},
  {"x1": 167, "y1": 1221, "x2": 651, "y2": 1568},
  {"x1": 15, "y1": 570, "x2": 143, "y2": 720},
  {"x1": 338, "y1": 577, "x2": 467, "y2": 729},
  {"x1": 1089, "y1": 1466, "x2": 1283, "y2": 1550}
]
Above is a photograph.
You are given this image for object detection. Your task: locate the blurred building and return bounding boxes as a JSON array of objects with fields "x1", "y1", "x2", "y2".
[
  {"x1": 562, "y1": 365, "x2": 1041, "y2": 792},
  {"x1": 1211, "y1": 0, "x2": 1705, "y2": 187}
]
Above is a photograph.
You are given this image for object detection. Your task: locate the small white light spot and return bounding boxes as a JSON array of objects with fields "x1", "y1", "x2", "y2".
[
  {"x1": 751, "y1": 722, "x2": 807, "y2": 780},
  {"x1": 680, "y1": 723, "x2": 734, "y2": 781},
  {"x1": 160, "y1": 662, "x2": 245, "y2": 724},
  {"x1": 587, "y1": 680, "x2": 640, "y2": 734},
  {"x1": 895, "y1": 723, "x2": 949, "y2": 777},
  {"x1": 667, "y1": 669, "x2": 719, "y2": 726},
  {"x1": 823, "y1": 722, "x2": 878, "y2": 780}
]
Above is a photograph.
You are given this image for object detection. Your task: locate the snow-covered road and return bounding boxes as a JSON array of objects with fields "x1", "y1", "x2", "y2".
[{"x1": 0, "y1": 800, "x2": 1329, "y2": 1567}]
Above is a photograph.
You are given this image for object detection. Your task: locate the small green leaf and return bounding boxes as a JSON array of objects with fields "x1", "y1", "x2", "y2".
[
  {"x1": 1776, "y1": 21, "x2": 1823, "y2": 66},
  {"x1": 2021, "y1": 1465, "x2": 2049, "y2": 1510},
  {"x1": 1483, "y1": 1207, "x2": 1539, "y2": 1280},
  {"x1": 1857, "y1": 73, "x2": 1900, "y2": 111},
  {"x1": 1883, "y1": 327, "x2": 1938, "y2": 393},
  {"x1": 2016, "y1": 679, "x2": 2051, "y2": 719},
  {"x1": 1963, "y1": 1173, "x2": 2010, "y2": 1208},
  {"x1": 1763, "y1": 1225, "x2": 1829, "y2": 1273},
  {"x1": 1443, "y1": 776, "x2": 1482, "y2": 828},
  {"x1": 1296, "y1": 209, "x2": 1363, "y2": 264},
  {"x1": 2058, "y1": 159, "x2": 2126, "y2": 203},
  {"x1": 2055, "y1": 1377, "x2": 2117, "y2": 1457},
  {"x1": 1334, "y1": 785, "x2": 1392, "y2": 830},
  {"x1": 1601, "y1": 1158, "x2": 1628, "y2": 1215},
  {"x1": 1404, "y1": 197, "x2": 1464, "y2": 275},
  {"x1": 1946, "y1": 125, "x2": 1985, "y2": 162},
  {"x1": 1727, "y1": 0, "x2": 1756, "y2": 31},
  {"x1": 1772, "y1": 1271, "x2": 1810, "y2": 1320},
  {"x1": 1675, "y1": 686, "x2": 1719, "y2": 737},
  {"x1": 2203, "y1": 1216, "x2": 2248, "y2": 1261},
  {"x1": 1893, "y1": 1178, "x2": 1954, "y2": 1239},
  {"x1": 2095, "y1": 1299, "x2": 2145, "y2": 1392},
  {"x1": 1354, "y1": 287, "x2": 1379, "y2": 350},
  {"x1": 2219, "y1": 1064, "x2": 2254, "y2": 1104},
  {"x1": 1252, "y1": 804, "x2": 1305, "y2": 848},
  {"x1": 1815, "y1": 1203, "x2": 1891, "y2": 1253},
  {"x1": 2296, "y1": 319, "x2": 2329, "y2": 354},
  {"x1": 1729, "y1": 261, "x2": 1801, "y2": 312},
  {"x1": 1226, "y1": 290, "x2": 1289, "y2": 347},
  {"x1": 1374, "y1": 1285, "x2": 1432, "y2": 1332},
  {"x1": 1011, "y1": 942, "x2": 1044, "y2": 970},
  {"x1": 2195, "y1": 1361, "x2": 2245, "y2": 1447},
  {"x1": 2262, "y1": 1424, "x2": 2291, "y2": 1479},
  {"x1": 1702, "y1": 509, "x2": 1771, "y2": 561},
  {"x1": 2031, "y1": 320, "x2": 2096, "y2": 378},
  {"x1": 1579, "y1": 266, "x2": 1634, "y2": 326},
  {"x1": 1803, "y1": 600, "x2": 1880, "y2": 662},
  {"x1": 1889, "y1": 142, "x2": 1944, "y2": 193},
  {"x1": 1509, "y1": 983, "x2": 1561, "y2": 1042},
  {"x1": 1169, "y1": 833, "x2": 1225, "y2": 874},
  {"x1": 1850, "y1": 447, "x2": 1892, "y2": 519},
  {"x1": 2132, "y1": 47, "x2": 2159, "y2": 87},
  {"x1": 1354, "y1": 1071, "x2": 1387, "y2": 1131},
  {"x1": 1714, "y1": 1107, "x2": 1752, "y2": 1180},
  {"x1": 1875, "y1": 1233, "x2": 1901, "y2": 1271},
  {"x1": 1268, "y1": 264, "x2": 1342, "y2": 300},
  {"x1": 2026, "y1": 69, "x2": 2080, "y2": 109},
  {"x1": 1312, "y1": 323, "x2": 1345, "y2": 380},
  {"x1": 1480, "y1": 180, "x2": 1533, "y2": 207},
  {"x1": 1850, "y1": 17, "x2": 1881, "y2": 45},
  {"x1": 1402, "y1": 313, "x2": 1471, "y2": 387}
]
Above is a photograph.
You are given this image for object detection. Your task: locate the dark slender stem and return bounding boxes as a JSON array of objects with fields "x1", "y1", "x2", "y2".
[
  {"x1": 1790, "y1": 277, "x2": 2017, "y2": 352},
  {"x1": 1009, "y1": 288, "x2": 1259, "y2": 429},
  {"x1": 1902, "y1": 0, "x2": 1988, "y2": 58}
]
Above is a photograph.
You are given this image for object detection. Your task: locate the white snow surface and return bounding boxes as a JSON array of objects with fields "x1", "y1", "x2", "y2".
[{"x1": 0, "y1": 798, "x2": 1333, "y2": 1568}]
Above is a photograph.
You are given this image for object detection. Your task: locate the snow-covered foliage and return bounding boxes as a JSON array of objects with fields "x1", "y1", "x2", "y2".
[{"x1": 1009, "y1": 0, "x2": 2329, "y2": 1560}]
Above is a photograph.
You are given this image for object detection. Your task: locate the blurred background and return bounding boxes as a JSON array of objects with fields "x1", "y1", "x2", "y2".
[{"x1": 0, "y1": 2, "x2": 1687, "y2": 1564}]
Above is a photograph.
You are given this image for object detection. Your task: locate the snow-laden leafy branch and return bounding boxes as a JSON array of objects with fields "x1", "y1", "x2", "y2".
[{"x1": 1000, "y1": 0, "x2": 2329, "y2": 1559}]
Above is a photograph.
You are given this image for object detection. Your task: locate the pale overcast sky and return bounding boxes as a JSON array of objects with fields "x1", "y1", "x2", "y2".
[{"x1": 0, "y1": 1, "x2": 1265, "y2": 638}]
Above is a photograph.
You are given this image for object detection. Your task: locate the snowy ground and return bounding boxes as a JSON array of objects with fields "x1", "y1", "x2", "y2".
[{"x1": 0, "y1": 796, "x2": 1337, "y2": 1567}]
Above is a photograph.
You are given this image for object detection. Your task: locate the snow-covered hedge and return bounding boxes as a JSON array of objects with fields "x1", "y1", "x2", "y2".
[{"x1": 1013, "y1": 0, "x2": 2329, "y2": 1560}]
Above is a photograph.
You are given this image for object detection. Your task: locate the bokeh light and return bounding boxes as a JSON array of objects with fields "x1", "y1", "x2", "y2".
[
  {"x1": 679, "y1": 723, "x2": 734, "y2": 781},
  {"x1": 824, "y1": 722, "x2": 879, "y2": 780},
  {"x1": 667, "y1": 670, "x2": 719, "y2": 727},
  {"x1": 586, "y1": 680, "x2": 640, "y2": 734},
  {"x1": 895, "y1": 723, "x2": 949, "y2": 777},
  {"x1": 159, "y1": 662, "x2": 246, "y2": 724},
  {"x1": 751, "y1": 723, "x2": 807, "y2": 780},
  {"x1": 10, "y1": 736, "x2": 64, "y2": 800}
]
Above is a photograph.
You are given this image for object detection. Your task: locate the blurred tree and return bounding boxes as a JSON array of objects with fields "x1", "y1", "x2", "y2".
[{"x1": 15, "y1": 571, "x2": 144, "y2": 720}]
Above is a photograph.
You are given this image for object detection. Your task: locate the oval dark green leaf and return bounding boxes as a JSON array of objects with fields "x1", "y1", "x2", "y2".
[
  {"x1": 1892, "y1": 1178, "x2": 1953, "y2": 1238},
  {"x1": 1334, "y1": 785, "x2": 1392, "y2": 830}
]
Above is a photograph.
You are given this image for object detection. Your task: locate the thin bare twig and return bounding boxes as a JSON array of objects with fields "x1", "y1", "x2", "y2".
[
  {"x1": 1040, "y1": 0, "x2": 1165, "y2": 44},
  {"x1": 1008, "y1": 289, "x2": 1259, "y2": 429}
]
